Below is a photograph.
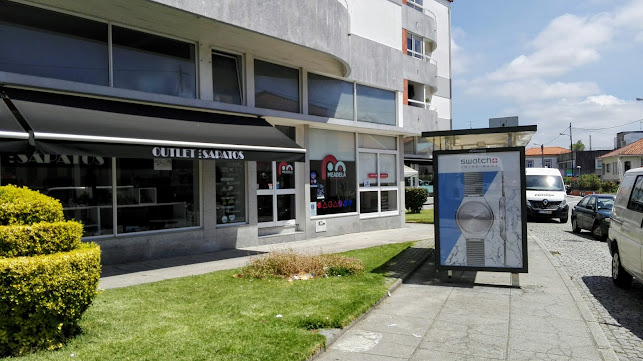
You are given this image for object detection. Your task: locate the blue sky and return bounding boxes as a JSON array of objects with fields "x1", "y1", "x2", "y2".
[{"x1": 450, "y1": 0, "x2": 643, "y2": 150}]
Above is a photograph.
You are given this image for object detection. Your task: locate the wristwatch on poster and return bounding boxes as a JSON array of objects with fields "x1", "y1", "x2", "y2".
[{"x1": 456, "y1": 172, "x2": 493, "y2": 266}]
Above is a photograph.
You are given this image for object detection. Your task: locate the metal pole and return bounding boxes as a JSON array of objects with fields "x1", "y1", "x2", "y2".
[
  {"x1": 541, "y1": 144, "x2": 544, "y2": 167},
  {"x1": 569, "y1": 123, "x2": 573, "y2": 174}
]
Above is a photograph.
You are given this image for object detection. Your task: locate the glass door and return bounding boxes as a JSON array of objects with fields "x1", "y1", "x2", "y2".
[{"x1": 257, "y1": 161, "x2": 296, "y2": 227}]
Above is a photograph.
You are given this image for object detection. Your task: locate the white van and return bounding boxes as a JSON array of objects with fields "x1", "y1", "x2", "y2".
[
  {"x1": 525, "y1": 167, "x2": 569, "y2": 223},
  {"x1": 608, "y1": 167, "x2": 643, "y2": 288}
]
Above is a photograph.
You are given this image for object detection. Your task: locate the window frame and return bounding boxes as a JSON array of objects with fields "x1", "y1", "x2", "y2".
[
  {"x1": 357, "y1": 147, "x2": 399, "y2": 219},
  {"x1": 406, "y1": 31, "x2": 424, "y2": 59},
  {"x1": 211, "y1": 49, "x2": 244, "y2": 105},
  {"x1": 257, "y1": 161, "x2": 297, "y2": 228}
]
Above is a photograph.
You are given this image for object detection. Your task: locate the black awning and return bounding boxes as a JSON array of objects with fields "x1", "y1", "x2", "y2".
[
  {"x1": 0, "y1": 94, "x2": 31, "y2": 153},
  {"x1": 1, "y1": 87, "x2": 305, "y2": 162}
]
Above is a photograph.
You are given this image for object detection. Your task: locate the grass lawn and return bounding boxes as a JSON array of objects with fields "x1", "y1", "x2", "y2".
[
  {"x1": 18, "y1": 242, "x2": 414, "y2": 361},
  {"x1": 405, "y1": 209, "x2": 434, "y2": 224}
]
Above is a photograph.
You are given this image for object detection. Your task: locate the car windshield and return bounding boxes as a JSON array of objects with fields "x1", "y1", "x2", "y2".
[
  {"x1": 596, "y1": 197, "x2": 615, "y2": 209},
  {"x1": 526, "y1": 175, "x2": 564, "y2": 191}
]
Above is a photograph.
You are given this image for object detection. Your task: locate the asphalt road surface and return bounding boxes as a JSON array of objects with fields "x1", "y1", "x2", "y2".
[{"x1": 529, "y1": 196, "x2": 643, "y2": 361}]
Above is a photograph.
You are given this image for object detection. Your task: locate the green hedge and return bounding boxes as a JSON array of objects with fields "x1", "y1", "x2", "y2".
[
  {"x1": 0, "y1": 243, "x2": 101, "y2": 357},
  {"x1": 405, "y1": 187, "x2": 429, "y2": 213},
  {"x1": 0, "y1": 185, "x2": 64, "y2": 226},
  {"x1": 0, "y1": 221, "x2": 84, "y2": 258}
]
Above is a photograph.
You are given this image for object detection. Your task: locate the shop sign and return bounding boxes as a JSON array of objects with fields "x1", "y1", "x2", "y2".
[
  {"x1": 152, "y1": 147, "x2": 244, "y2": 160},
  {"x1": 277, "y1": 162, "x2": 294, "y2": 175},
  {"x1": 321, "y1": 154, "x2": 346, "y2": 179},
  {"x1": 367, "y1": 173, "x2": 389, "y2": 178},
  {"x1": 6, "y1": 153, "x2": 105, "y2": 166}
]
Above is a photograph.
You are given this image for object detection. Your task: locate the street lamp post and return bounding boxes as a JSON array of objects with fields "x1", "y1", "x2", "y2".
[{"x1": 576, "y1": 165, "x2": 581, "y2": 177}]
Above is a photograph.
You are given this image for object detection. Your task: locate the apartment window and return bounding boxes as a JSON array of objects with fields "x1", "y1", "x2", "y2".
[
  {"x1": 212, "y1": 51, "x2": 243, "y2": 105},
  {"x1": 112, "y1": 26, "x2": 196, "y2": 98},
  {"x1": 544, "y1": 159, "x2": 552, "y2": 168},
  {"x1": 406, "y1": 32, "x2": 424, "y2": 59},
  {"x1": 606, "y1": 163, "x2": 611, "y2": 173},
  {"x1": 356, "y1": 84, "x2": 396, "y2": 126},
  {"x1": 308, "y1": 73, "x2": 354, "y2": 120},
  {"x1": 526, "y1": 160, "x2": 534, "y2": 168},
  {"x1": 0, "y1": 1, "x2": 198, "y2": 98},
  {"x1": 255, "y1": 60, "x2": 300, "y2": 113},
  {"x1": 358, "y1": 134, "x2": 398, "y2": 217},
  {"x1": 407, "y1": 0, "x2": 424, "y2": 12},
  {"x1": 0, "y1": 1, "x2": 109, "y2": 85}
]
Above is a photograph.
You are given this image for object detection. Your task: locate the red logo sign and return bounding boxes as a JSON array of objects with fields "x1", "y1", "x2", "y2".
[
  {"x1": 321, "y1": 155, "x2": 347, "y2": 180},
  {"x1": 277, "y1": 162, "x2": 294, "y2": 175}
]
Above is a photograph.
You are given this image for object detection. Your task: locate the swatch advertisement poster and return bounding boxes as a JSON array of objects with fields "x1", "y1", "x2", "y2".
[{"x1": 434, "y1": 148, "x2": 528, "y2": 272}]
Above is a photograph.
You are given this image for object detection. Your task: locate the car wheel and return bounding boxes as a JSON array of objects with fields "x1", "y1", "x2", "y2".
[
  {"x1": 612, "y1": 249, "x2": 633, "y2": 288},
  {"x1": 591, "y1": 223, "x2": 605, "y2": 241},
  {"x1": 571, "y1": 218, "x2": 581, "y2": 233},
  {"x1": 560, "y1": 215, "x2": 568, "y2": 223}
]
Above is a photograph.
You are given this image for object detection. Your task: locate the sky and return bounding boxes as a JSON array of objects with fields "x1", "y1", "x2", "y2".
[{"x1": 450, "y1": 0, "x2": 643, "y2": 151}]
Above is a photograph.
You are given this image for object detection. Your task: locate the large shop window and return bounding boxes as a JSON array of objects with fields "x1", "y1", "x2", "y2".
[
  {"x1": 216, "y1": 160, "x2": 246, "y2": 225},
  {"x1": 0, "y1": 1, "x2": 109, "y2": 85},
  {"x1": 309, "y1": 129, "x2": 356, "y2": 216},
  {"x1": 116, "y1": 159, "x2": 199, "y2": 233},
  {"x1": 358, "y1": 134, "x2": 398, "y2": 216},
  {"x1": 212, "y1": 51, "x2": 243, "y2": 105},
  {"x1": 0, "y1": 1, "x2": 196, "y2": 98},
  {"x1": 0, "y1": 154, "x2": 200, "y2": 236},
  {"x1": 308, "y1": 73, "x2": 354, "y2": 120},
  {"x1": 254, "y1": 60, "x2": 300, "y2": 113},
  {"x1": 112, "y1": 26, "x2": 196, "y2": 98},
  {"x1": 356, "y1": 85, "x2": 396, "y2": 126}
]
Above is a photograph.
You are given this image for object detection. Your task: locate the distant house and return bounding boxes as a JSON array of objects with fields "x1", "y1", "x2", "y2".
[
  {"x1": 598, "y1": 138, "x2": 643, "y2": 181},
  {"x1": 525, "y1": 146, "x2": 569, "y2": 169}
]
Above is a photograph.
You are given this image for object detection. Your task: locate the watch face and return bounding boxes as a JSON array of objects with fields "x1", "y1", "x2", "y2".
[{"x1": 456, "y1": 200, "x2": 494, "y2": 234}]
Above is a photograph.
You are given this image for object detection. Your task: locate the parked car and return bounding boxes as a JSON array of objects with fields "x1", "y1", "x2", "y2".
[
  {"x1": 571, "y1": 194, "x2": 615, "y2": 240},
  {"x1": 607, "y1": 167, "x2": 643, "y2": 288}
]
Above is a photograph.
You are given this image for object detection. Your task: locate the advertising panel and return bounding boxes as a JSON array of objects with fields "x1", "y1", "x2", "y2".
[{"x1": 434, "y1": 147, "x2": 528, "y2": 272}]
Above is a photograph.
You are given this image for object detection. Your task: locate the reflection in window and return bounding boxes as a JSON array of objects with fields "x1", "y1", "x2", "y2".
[
  {"x1": 0, "y1": 1, "x2": 108, "y2": 85},
  {"x1": 255, "y1": 60, "x2": 300, "y2": 113},
  {"x1": 112, "y1": 26, "x2": 196, "y2": 98},
  {"x1": 381, "y1": 190, "x2": 398, "y2": 212},
  {"x1": 308, "y1": 73, "x2": 354, "y2": 120},
  {"x1": 1, "y1": 153, "x2": 113, "y2": 236},
  {"x1": 116, "y1": 158, "x2": 199, "y2": 233},
  {"x1": 360, "y1": 191, "x2": 378, "y2": 214},
  {"x1": 356, "y1": 84, "x2": 396, "y2": 126},
  {"x1": 212, "y1": 51, "x2": 242, "y2": 105}
]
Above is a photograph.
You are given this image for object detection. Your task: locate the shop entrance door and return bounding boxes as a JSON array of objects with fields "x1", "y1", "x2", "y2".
[{"x1": 257, "y1": 161, "x2": 296, "y2": 227}]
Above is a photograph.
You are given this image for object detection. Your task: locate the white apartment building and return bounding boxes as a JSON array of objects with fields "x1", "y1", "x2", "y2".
[{"x1": 0, "y1": 0, "x2": 452, "y2": 263}]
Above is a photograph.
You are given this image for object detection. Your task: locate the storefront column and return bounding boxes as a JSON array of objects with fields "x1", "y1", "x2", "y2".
[
  {"x1": 247, "y1": 161, "x2": 258, "y2": 225},
  {"x1": 398, "y1": 135, "x2": 406, "y2": 227},
  {"x1": 296, "y1": 124, "x2": 309, "y2": 232}
]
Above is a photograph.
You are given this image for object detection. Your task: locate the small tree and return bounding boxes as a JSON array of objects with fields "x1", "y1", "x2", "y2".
[{"x1": 572, "y1": 140, "x2": 585, "y2": 152}]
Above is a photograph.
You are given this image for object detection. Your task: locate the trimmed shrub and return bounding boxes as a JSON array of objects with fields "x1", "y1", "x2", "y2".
[
  {"x1": 0, "y1": 221, "x2": 84, "y2": 258},
  {"x1": 600, "y1": 180, "x2": 619, "y2": 194},
  {"x1": 405, "y1": 187, "x2": 429, "y2": 213},
  {"x1": 0, "y1": 185, "x2": 64, "y2": 226},
  {"x1": 0, "y1": 243, "x2": 101, "y2": 357}
]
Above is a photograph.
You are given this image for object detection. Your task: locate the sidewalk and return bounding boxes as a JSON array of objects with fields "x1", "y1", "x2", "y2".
[{"x1": 315, "y1": 232, "x2": 618, "y2": 361}]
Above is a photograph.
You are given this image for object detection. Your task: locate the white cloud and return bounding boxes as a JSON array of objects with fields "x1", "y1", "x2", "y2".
[
  {"x1": 583, "y1": 95, "x2": 626, "y2": 106},
  {"x1": 466, "y1": 79, "x2": 600, "y2": 102},
  {"x1": 487, "y1": 13, "x2": 613, "y2": 81},
  {"x1": 450, "y1": 27, "x2": 471, "y2": 75}
]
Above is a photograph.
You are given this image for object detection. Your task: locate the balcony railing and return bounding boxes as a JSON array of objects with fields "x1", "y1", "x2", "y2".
[
  {"x1": 406, "y1": 49, "x2": 437, "y2": 65},
  {"x1": 407, "y1": 99, "x2": 437, "y2": 110},
  {"x1": 406, "y1": 0, "x2": 437, "y2": 21}
]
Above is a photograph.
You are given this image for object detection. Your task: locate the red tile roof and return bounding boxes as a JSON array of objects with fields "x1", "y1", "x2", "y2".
[
  {"x1": 599, "y1": 138, "x2": 643, "y2": 158},
  {"x1": 525, "y1": 146, "x2": 570, "y2": 156}
]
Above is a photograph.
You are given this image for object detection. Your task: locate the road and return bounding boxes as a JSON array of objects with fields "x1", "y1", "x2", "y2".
[{"x1": 529, "y1": 195, "x2": 643, "y2": 361}]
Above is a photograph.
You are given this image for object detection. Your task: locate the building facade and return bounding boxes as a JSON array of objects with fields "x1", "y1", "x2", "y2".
[
  {"x1": 0, "y1": 0, "x2": 452, "y2": 264},
  {"x1": 599, "y1": 138, "x2": 643, "y2": 181},
  {"x1": 524, "y1": 146, "x2": 569, "y2": 170}
]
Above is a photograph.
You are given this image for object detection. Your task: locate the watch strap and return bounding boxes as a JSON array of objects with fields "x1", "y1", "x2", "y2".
[{"x1": 463, "y1": 172, "x2": 484, "y2": 196}]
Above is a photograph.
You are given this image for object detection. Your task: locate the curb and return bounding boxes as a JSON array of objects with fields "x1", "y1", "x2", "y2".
[
  {"x1": 310, "y1": 240, "x2": 434, "y2": 360},
  {"x1": 531, "y1": 232, "x2": 619, "y2": 361}
]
